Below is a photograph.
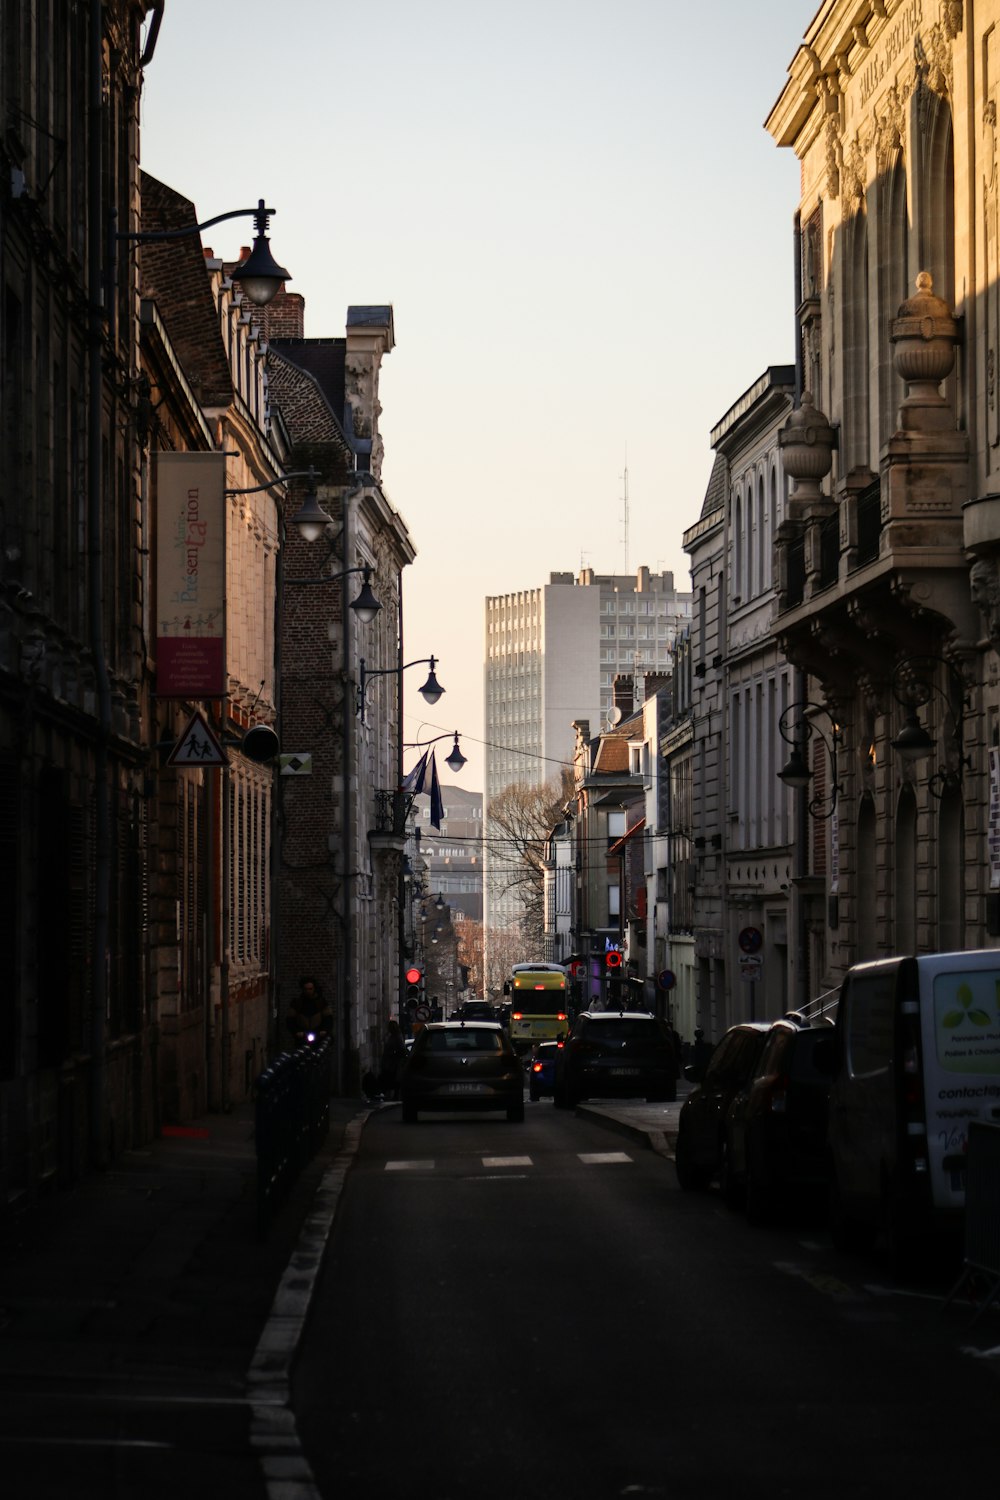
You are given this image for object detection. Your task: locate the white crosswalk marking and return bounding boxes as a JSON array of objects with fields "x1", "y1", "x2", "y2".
[
  {"x1": 482, "y1": 1156, "x2": 533, "y2": 1168},
  {"x1": 577, "y1": 1152, "x2": 633, "y2": 1165},
  {"x1": 385, "y1": 1160, "x2": 435, "y2": 1171}
]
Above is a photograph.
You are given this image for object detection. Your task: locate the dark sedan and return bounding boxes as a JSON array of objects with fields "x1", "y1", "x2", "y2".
[
  {"x1": 400, "y1": 1022, "x2": 524, "y2": 1122},
  {"x1": 553, "y1": 1011, "x2": 677, "y2": 1107}
]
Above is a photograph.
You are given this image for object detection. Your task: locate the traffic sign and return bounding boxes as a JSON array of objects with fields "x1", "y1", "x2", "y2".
[
  {"x1": 167, "y1": 711, "x2": 227, "y2": 768},
  {"x1": 657, "y1": 969, "x2": 677, "y2": 991},
  {"x1": 738, "y1": 926, "x2": 763, "y2": 955},
  {"x1": 414, "y1": 1003, "x2": 431, "y2": 1022},
  {"x1": 739, "y1": 955, "x2": 763, "y2": 982}
]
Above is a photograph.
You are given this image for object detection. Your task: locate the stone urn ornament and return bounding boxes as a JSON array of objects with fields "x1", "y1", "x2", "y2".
[{"x1": 890, "y1": 271, "x2": 959, "y2": 423}]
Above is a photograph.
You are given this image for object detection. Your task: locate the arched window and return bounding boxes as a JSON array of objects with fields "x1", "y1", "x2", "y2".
[
  {"x1": 877, "y1": 155, "x2": 908, "y2": 445},
  {"x1": 857, "y1": 794, "x2": 877, "y2": 961},
  {"x1": 843, "y1": 208, "x2": 870, "y2": 469},
  {"x1": 937, "y1": 784, "x2": 964, "y2": 950},
  {"x1": 734, "y1": 490, "x2": 743, "y2": 601},
  {"x1": 894, "y1": 783, "x2": 917, "y2": 954},
  {"x1": 756, "y1": 474, "x2": 766, "y2": 599}
]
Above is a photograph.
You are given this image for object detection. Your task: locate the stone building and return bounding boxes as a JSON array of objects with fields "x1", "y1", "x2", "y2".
[
  {"x1": 264, "y1": 298, "x2": 415, "y2": 1094},
  {"x1": 765, "y1": 0, "x2": 1000, "y2": 984},
  {"x1": 0, "y1": 2, "x2": 159, "y2": 1192}
]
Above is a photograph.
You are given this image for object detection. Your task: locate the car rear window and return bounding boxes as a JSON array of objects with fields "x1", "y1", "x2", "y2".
[
  {"x1": 422, "y1": 1029, "x2": 502, "y2": 1053},
  {"x1": 583, "y1": 1020, "x2": 662, "y2": 1044}
]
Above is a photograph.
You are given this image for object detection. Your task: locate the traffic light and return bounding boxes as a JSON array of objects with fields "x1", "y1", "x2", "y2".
[{"x1": 404, "y1": 965, "x2": 423, "y2": 1008}]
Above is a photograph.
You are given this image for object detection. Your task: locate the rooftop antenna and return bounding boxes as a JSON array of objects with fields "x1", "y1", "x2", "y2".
[{"x1": 621, "y1": 449, "x2": 630, "y2": 577}]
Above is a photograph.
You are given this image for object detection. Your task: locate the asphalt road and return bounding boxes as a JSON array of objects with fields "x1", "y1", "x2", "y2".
[{"x1": 293, "y1": 1099, "x2": 1000, "y2": 1500}]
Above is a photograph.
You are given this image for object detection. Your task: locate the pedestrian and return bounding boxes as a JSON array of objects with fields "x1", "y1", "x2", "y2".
[
  {"x1": 286, "y1": 976, "x2": 333, "y2": 1048},
  {"x1": 379, "y1": 1019, "x2": 407, "y2": 1099},
  {"x1": 691, "y1": 1026, "x2": 713, "y2": 1075}
]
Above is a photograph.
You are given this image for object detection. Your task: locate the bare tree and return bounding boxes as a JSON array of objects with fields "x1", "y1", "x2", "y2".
[{"x1": 486, "y1": 770, "x2": 574, "y2": 951}]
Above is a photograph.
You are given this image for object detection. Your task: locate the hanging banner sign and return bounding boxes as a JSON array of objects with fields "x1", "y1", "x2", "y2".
[{"x1": 156, "y1": 452, "x2": 226, "y2": 698}]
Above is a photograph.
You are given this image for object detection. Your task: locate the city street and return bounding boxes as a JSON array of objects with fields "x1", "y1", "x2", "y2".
[{"x1": 294, "y1": 1102, "x2": 1000, "y2": 1500}]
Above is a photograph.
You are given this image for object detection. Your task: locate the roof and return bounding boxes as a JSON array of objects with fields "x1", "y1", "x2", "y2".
[
  {"x1": 139, "y1": 173, "x2": 233, "y2": 410},
  {"x1": 608, "y1": 817, "x2": 645, "y2": 855},
  {"x1": 271, "y1": 339, "x2": 348, "y2": 435},
  {"x1": 699, "y1": 450, "x2": 728, "y2": 521}
]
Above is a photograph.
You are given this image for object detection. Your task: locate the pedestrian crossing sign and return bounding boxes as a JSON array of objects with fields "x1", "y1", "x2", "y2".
[{"x1": 167, "y1": 710, "x2": 228, "y2": 768}]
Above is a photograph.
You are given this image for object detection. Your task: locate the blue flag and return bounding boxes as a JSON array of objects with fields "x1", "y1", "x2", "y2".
[{"x1": 401, "y1": 750, "x2": 428, "y2": 795}]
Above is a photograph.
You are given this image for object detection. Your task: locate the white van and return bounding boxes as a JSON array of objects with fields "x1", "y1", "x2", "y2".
[{"x1": 827, "y1": 950, "x2": 1000, "y2": 1264}]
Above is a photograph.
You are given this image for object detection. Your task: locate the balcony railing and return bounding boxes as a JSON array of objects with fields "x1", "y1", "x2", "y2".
[
  {"x1": 856, "y1": 480, "x2": 882, "y2": 566},
  {"x1": 372, "y1": 789, "x2": 414, "y2": 837},
  {"x1": 786, "y1": 534, "x2": 805, "y2": 607},
  {"x1": 819, "y1": 511, "x2": 839, "y2": 589}
]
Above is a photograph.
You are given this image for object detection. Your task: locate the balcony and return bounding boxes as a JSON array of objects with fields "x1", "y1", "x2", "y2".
[{"x1": 368, "y1": 788, "x2": 414, "y2": 854}]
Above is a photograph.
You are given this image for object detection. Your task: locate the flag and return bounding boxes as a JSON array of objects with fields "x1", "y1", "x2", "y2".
[
  {"x1": 428, "y1": 748, "x2": 444, "y2": 831},
  {"x1": 401, "y1": 750, "x2": 428, "y2": 795}
]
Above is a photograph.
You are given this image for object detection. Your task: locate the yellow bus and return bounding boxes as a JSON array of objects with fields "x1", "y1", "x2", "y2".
[{"x1": 503, "y1": 964, "x2": 570, "y2": 1054}]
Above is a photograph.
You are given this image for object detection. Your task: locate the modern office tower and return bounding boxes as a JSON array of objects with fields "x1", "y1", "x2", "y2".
[{"x1": 484, "y1": 567, "x2": 692, "y2": 933}]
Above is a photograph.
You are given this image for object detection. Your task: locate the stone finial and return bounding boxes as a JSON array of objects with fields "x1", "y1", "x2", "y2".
[
  {"x1": 890, "y1": 271, "x2": 959, "y2": 419},
  {"x1": 778, "y1": 390, "x2": 836, "y2": 510}
]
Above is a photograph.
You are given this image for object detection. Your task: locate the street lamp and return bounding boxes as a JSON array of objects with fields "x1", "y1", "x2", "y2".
[
  {"x1": 777, "y1": 700, "x2": 841, "y2": 819},
  {"x1": 226, "y1": 469, "x2": 383, "y2": 621},
  {"x1": 890, "y1": 654, "x2": 971, "y2": 796},
  {"x1": 357, "y1": 656, "x2": 444, "y2": 721},
  {"x1": 110, "y1": 199, "x2": 290, "y2": 338},
  {"x1": 404, "y1": 730, "x2": 467, "y2": 774}
]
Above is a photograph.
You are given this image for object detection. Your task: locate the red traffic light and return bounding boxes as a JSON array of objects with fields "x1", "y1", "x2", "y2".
[
  {"x1": 405, "y1": 966, "x2": 422, "y2": 985},
  {"x1": 605, "y1": 951, "x2": 622, "y2": 969}
]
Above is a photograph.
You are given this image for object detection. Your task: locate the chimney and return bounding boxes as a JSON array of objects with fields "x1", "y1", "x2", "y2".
[
  {"x1": 257, "y1": 284, "x2": 306, "y2": 340},
  {"x1": 612, "y1": 674, "x2": 634, "y2": 719}
]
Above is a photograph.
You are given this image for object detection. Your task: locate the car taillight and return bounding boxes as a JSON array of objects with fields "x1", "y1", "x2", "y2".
[
  {"x1": 557, "y1": 1013, "x2": 568, "y2": 1022},
  {"x1": 532, "y1": 1062, "x2": 543, "y2": 1074},
  {"x1": 512, "y1": 1011, "x2": 523, "y2": 1021}
]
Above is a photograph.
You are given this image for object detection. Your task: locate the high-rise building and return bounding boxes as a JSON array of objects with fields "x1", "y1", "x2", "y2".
[{"x1": 484, "y1": 567, "x2": 692, "y2": 932}]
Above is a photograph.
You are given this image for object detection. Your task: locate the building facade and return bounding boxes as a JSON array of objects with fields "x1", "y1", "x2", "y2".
[
  {"x1": 765, "y1": 0, "x2": 1000, "y2": 990},
  {"x1": 484, "y1": 567, "x2": 691, "y2": 935}
]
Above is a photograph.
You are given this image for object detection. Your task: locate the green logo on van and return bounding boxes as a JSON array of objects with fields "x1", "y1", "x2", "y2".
[{"x1": 941, "y1": 983, "x2": 992, "y2": 1028}]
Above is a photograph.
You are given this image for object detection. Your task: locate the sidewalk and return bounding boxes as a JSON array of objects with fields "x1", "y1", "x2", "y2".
[
  {"x1": 578, "y1": 1094, "x2": 685, "y2": 1158},
  {"x1": 0, "y1": 1090, "x2": 680, "y2": 1496},
  {"x1": 0, "y1": 1095, "x2": 367, "y2": 1499}
]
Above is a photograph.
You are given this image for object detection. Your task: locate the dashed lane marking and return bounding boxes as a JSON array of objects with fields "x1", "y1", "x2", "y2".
[{"x1": 382, "y1": 1151, "x2": 636, "y2": 1172}]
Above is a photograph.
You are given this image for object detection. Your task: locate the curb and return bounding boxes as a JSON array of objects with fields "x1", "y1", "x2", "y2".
[
  {"x1": 246, "y1": 1109, "x2": 371, "y2": 1499},
  {"x1": 577, "y1": 1103, "x2": 679, "y2": 1160}
]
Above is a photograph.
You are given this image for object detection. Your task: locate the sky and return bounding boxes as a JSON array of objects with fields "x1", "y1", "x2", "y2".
[{"x1": 139, "y1": 0, "x2": 819, "y2": 793}]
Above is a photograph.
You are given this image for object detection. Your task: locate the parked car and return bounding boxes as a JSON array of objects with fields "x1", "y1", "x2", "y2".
[
  {"x1": 528, "y1": 1040, "x2": 562, "y2": 1101},
  {"x1": 674, "y1": 1022, "x2": 771, "y2": 1193},
  {"x1": 400, "y1": 1022, "x2": 524, "y2": 1123},
  {"x1": 553, "y1": 1011, "x2": 677, "y2": 1107},
  {"x1": 827, "y1": 950, "x2": 1000, "y2": 1270},
  {"x1": 740, "y1": 1016, "x2": 836, "y2": 1224}
]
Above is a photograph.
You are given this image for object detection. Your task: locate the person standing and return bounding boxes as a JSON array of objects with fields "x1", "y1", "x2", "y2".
[{"x1": 379, "y1": 1019, "x2": 407, "y2": 1099}]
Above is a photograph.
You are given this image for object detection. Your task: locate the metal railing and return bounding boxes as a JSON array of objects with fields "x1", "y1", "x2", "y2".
[
  {"x1": 254, "y1": 1037, "x2": 333, "y2": 1238},
  {"x1": 856, "y1": 480, "x2": 882, "y2": 566}
]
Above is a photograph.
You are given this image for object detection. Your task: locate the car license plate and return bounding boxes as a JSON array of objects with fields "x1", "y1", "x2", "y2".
[
  {"x1": 609, "y1": 1067, "x2": 639, "y2": 1076},
  {"x1": 444, "y1": 1083, "x2": 489, "y2": 1094}
]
